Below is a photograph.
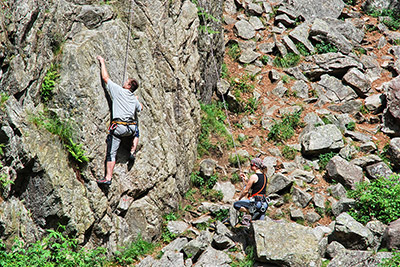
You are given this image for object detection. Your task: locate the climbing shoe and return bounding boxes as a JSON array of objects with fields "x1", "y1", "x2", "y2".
[
  {"x1": 240, "y1": 214, "x2": 252, "y2": 227},
  {"x1": 97, "y1": 178, "x2": 111, "y2": 185},
  {"x1": 129, "y1": 151, "x2": 136, "y2": 161}
]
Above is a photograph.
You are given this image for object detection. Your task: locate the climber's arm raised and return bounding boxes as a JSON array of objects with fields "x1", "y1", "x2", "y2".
[{"x1": 97, "y1": 56, "x2": 110, "y2": 84}]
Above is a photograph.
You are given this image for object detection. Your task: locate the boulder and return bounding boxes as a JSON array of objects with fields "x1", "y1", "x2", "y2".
[
  {"x1": 327, "y1": 183, "x2": 347, "y2": 199},
  {"x1": 239, "y1": 49, "x2": 261, "y2": 64},
  {"x1": 234, "y1": 20, "x2": 256, "y2": 40},
  {"x1": 253, "y1": 219, "x2": 321, "y2": 266},
  {"x1": 310, "y1": 18, "x2": 353, "y2": 55},
  {"x1": 213, "y1": 182, "x2": 235, "y2": 203},
  {"x1": 161, "y1": 237, "x2": 189, "y2": 253},
  {"x1": 329, "y1": 213, "x2": 374, "y2": 250},
  {"x1": 365, "y1": 94, "x2": 385, "y2": 114},
  {"x1": 384, "y1": 218, "x2": 400, "y2": 250},
  {"x1": 266, "y1": 173, "x2": 293, "y2": 195},
  {"x1": 383, "y1": 76, "x2": 400, "y2": 135},
  {"x1": 343, "y1": 68, "x2": 371, "y2": 97},
  {"x1": 327, "y1": 249, "x2": 392, "y2": 267},
  {"x1": 305, "y1": 211, "x2": 321, "y2": 224},
  {"x1": 332, "y1": 198, "x2": 356, "y2": 217},
  {"x1": 326, "y1": 156, "x2": 364, "y2": 189},
  {"x1": 300, "y1": 124, "x2": 345, "y2": 156},
  {"x1": 289, "y1": 22, "x2": 315, "y2": 54},
  {"x1": 300, "y1": 53, "x2": 363, "y2": 80},
  {"x1": 326, "y1": 241, "x2": 345, "y2": 259},
  {"x1": 193, "y1": 247, "x2": 232, "y2": 267},
  {"x1": 290, "y1": 208, "x2": 305, "y2": 221},
  {"x1": 316, "y1": 74, "x2": 358, "y2": 103},
  {"x1": 350, "y1": 154, "x2": 383, "y2": 169},
  {"x1": 361, "y1": 55, "x2": 382, "y2": 82},
  {"x1": 200, "y1": 159, "x2": 217, "y2": 177},
  {"x1": 366, "y1": 220, "x2": 387, "y2": 250},
  {"x1": 292, "y1": 80, "x2": 310, "y2": 99},
  {"x1": 387, "y1": 137, "x2": 400, "y2": 169},
  {"x1": 365, "y1": 162, "x2": 393, "y2": 180},
  {"x1": 285, "y1": 0, "x2": 344, "y2": 20},
  {"x1": 292, "y1": 187, "x2": 312, "y2": 208}
]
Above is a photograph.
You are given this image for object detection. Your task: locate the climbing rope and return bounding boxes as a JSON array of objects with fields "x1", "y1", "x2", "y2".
[
  {"x1": 122, "y1": 0, "x2": 135, "y2": 85},
  {"x1": 196, "y1": 1, "x2": 243, "y2": 176}
]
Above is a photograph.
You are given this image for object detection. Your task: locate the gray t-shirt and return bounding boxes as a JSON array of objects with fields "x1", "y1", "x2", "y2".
[{"x1": 106, "y1": 79, "x2": 142, "y2": 121}]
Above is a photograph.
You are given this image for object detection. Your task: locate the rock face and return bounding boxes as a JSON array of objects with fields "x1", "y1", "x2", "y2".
[
  {"x1": 253, "y1": 219, "x2": 321, "y2": 267},
  {"x1": 0, "y1": 0, "x2": 221, "y2": 249}
]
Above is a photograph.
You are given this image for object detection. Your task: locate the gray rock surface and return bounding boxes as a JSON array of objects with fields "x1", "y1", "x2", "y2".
[
  {"x1": 385, "y1": 218, "x2": 400, "y2": 250},
  {"x1": 326, "y1": 156, "x2": 364, "y2": 189},
  {"x1": 234, "y1": 20, "x2": 256, "y2": 40},
  {"x1": 0, "y1": 0, "x2": 221, "y2": 250},
  {"x1": 300, "y1": 53, "x2": 363, "y2": 80},
  {"x1": 253, "y1": 219, "x2": 321, "y2": 266},
  {"x1": 300, "y1": 124, "x2": 345, "y2": 156},
  {"x1": 327, "y1": 249, "x2": 392, "y2": 267},
  {"x1": 284, "y1": 0, "x2": 344, "y2": 20},
  {"x1": 330, "y1": 213, "x2": 374, "y2": 250}
]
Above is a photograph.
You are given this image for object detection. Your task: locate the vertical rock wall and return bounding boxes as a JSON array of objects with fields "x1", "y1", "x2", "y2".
[{"x1": 0, "y1": 0, "x2": 222, "y2": 249}]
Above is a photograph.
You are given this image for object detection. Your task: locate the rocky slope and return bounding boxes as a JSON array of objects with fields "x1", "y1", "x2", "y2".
[{"x1": 135, "y1": 0, "x2": 400, "y2": 266}]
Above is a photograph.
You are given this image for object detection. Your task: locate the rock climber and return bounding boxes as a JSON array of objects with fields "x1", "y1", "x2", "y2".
[
  {"x1": 96, "y1": 55, "x2": 143, "y2": 185},
  {"x1": 233, "y1": 157, "x2": 269, "y2": 226}
]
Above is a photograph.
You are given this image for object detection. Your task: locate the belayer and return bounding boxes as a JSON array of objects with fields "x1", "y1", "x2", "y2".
[
  {"x1": 96, "y1": 56, "x2": 143, "y2": 185},
  {"x1": 233, "y1": 158, "x2": 269, "y2": 226}
]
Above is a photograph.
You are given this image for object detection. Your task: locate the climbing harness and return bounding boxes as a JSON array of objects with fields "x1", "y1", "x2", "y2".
[
  {"x1": 197, "y1": 0, "x2": 244, "y2": 180},
  {"x1": 248, "y1": 174, "x2": 269, "y2": 216},
  {"x1": 108, "y1": 119, "x2": 137, "y2": 132}
]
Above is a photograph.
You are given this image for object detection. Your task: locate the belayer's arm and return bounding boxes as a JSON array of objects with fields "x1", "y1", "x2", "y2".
[{"x1": 97, "y1": 56, "x2": 110, "y2": 84}]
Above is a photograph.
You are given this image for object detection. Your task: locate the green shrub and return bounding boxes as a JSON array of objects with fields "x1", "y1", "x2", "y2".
[
  {"x1": 379, "y1": 251, "x2": 400, "y2": 267},
  {"x1": 221, "y1": 63, "x2": 229, "y2": 79},
  {"x1": 228, "y1": 153, "x2": 248, "y2": 167},
  {"x1": 343, "y1": 0, "x2": 357, "y2": 5},
  {"x1": 237, "y1": 134, "x2": 247, "y2": 143},
  {"x1": 114, "y1": 234, "x2": 154, "y2": 266},
  {"x1": 200, "y1": 188, "x2": 223, "y2": 201},
  {"x1": 41, "y1": 64, "x2": 60, "y2": 103},
  {"x1": 0, "y1": 227, "x2": 107, "y2": 267},
  {"x1": 318, "y1": 152, "x2": 337, "y2": 170},
  {"x1": 315, "y1": 40, "x2": 338, "y2": 54},
  {"x1": 268, "y1": 111, "x2": 303, "y2": 143},
  {"x1": 346, "y1": 121, "x2": 356, "y2": 131},
  {"x1": 231, "y1": 172, "x2": 241, "y2": 184},
  {"x1": 295, "y1": 42, "x2": 310, "y2": 56},
  {"x1": 198, "y1": 101, "x2": 233, "y2": 157},
  {"x1": 163, "y1": 212, "x2": 179, "y2": 222},
  {"x1": 30, "y1": 111, "x2": 89, "y2": 165},
  {"x1": 321, "y1": 116, "x2": 332, "y2": 125},
  {"x1": 0, "y1": 92, "x2": 9, "y2": 110},
  {"x1": 213, "y1": 209, "x2": 229, "y2": 222},
  {"x1": 227, "y1": 43, "x2": 241, "y2": 61},
  {"x1": 245, "y1": 97, "x2": 260, "y2": 114},
  {"x1": 190, "y1": 172, "x2": 216, "y2": 191},
  {"x1": 231, "y1": 246, "x2": 255, "y2": 267},
  {"x1": 0, "y1": 162, "x2": 13, "y2": 189},
  {"x1": 348, "y1": 175, "x2": 400, "y2": 225},
  {"x1": 231, "y1": 74, "x2": 255, "y2": 94},
  {"x1": 273, "y1": 53, "x2": 301, "y2": 68},
  {"x1": 190, "y1": 171, "x2": 205, "y2": 187},
  {"x1": 366, "y1": 8, "x2": 400, "y2": 31},
  {"x1": 260, "y1": 55, "x2": 269, "y2": 65},
  {"x1": 282, "y1": 145, "x2": 297, "y2": 160}
]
